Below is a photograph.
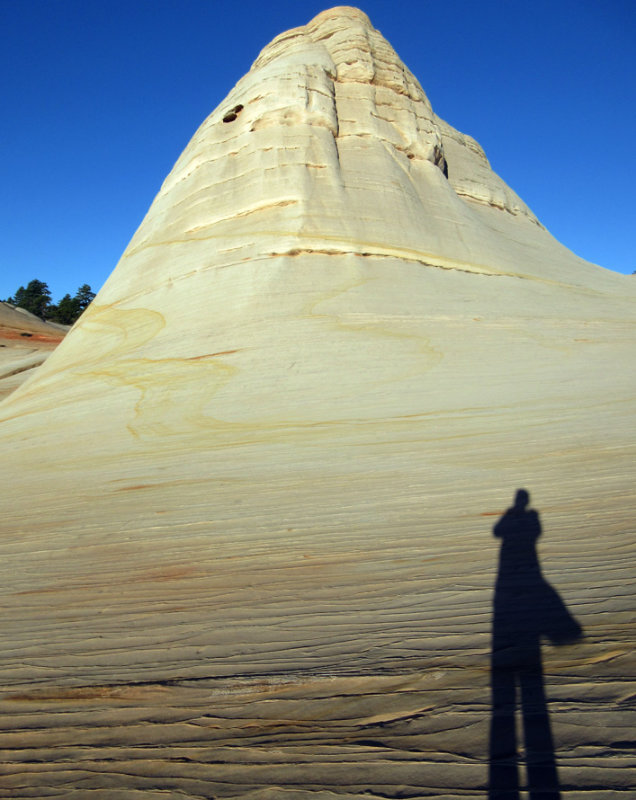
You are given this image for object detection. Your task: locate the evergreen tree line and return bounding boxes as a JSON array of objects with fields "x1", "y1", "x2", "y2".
[{"x1": 3, "y1": 279, "x2": 96, "y2": 325}]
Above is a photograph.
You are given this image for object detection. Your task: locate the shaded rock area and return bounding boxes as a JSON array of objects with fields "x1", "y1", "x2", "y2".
[{"x1": 0, "y1": 7, "x2": 634, "y2": 798}]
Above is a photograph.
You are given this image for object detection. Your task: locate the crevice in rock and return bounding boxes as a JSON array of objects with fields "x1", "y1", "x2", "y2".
[{"x1": 222, "y1": 104, "x2": 244, "y2": 123}]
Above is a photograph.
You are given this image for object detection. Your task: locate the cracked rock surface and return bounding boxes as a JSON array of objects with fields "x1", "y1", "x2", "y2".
[{"x1": 0, "y1": 6, "x2": 634, "y2": 798}]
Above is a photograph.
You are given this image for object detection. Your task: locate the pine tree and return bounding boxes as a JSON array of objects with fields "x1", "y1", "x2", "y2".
[
  {"x1": 10, "y1": 280, "x2": 52, "y2": 320},
  {"x1": 47, "y1": 294, "x2": 81, "y2": 325},
  {"x1": 74, "y1": 284, "x2": 96, "y2": 312}
]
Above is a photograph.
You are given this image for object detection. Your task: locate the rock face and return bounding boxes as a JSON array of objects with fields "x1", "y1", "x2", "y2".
[{"x1": 1, "y1": 7, "x2": 634, "y2": 798}]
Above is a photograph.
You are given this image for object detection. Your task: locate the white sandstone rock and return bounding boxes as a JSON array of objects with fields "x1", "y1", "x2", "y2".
[{"x1": 0, "y1": 7, "x2": 634, "y2": 798}]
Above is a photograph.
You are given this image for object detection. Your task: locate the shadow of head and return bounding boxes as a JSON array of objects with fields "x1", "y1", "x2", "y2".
[{"x1": 514, "y1": 488, "x2": 530, "y2": 509}]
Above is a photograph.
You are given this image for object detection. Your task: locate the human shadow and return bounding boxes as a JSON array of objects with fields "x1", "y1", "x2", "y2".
[{"x1": 489, "y1": 489, "x2": 582, "y2": 800}]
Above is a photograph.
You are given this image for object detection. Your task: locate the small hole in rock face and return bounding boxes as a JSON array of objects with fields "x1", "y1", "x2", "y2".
[
  {"x1": 223, "y1": 104, "x2": 244, "y2": 123},
  {"x1": 20, "y1": 332, "x2": 33, "y2": 337},
  {"x1": 407, "y1": 153, "x2": 415, "y2": 160}
]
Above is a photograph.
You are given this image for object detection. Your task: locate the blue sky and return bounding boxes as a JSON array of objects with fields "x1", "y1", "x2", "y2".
[{"x1": 2, "y1": 0, "x2": 634, "y2": 302}]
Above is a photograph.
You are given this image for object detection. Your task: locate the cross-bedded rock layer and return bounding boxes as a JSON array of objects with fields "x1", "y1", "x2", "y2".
[{"x1": 1, "y1": 7, "x2": 634, "y2": 798}]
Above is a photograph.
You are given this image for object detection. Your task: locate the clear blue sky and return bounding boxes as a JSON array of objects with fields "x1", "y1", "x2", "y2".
[{"x1": 2, "y1": 0, "x2": 634, "y2": 302}]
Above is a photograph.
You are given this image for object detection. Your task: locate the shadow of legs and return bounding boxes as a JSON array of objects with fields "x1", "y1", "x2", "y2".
[
  {"x1": 489, "y1": 665, "x2": 520, "y2": 800},
  {"x1": 520, "y1": 663, "x2": 560, "y2": 800}
]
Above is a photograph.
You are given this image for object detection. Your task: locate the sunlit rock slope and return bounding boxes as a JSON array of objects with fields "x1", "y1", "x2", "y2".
[{"x1": 1, "y1": 7, "x2": 634, "y2": 798}]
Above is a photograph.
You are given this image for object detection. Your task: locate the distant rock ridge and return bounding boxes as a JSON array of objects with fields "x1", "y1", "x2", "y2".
[
  {"x1": 0, "y1": 301, "x2": 68, "y2": 339},
  {"x1": 0, "y1": 302, "x2": 67, "y2": 399}
]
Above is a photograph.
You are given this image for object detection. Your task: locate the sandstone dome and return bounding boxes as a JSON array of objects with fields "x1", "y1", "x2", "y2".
[{"x1": 1, "y1": 7, "x2": 634, "y2": 798}]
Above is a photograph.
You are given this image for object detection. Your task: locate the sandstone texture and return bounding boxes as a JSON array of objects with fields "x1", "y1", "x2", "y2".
[{"x1": 1, "y1": 7, "x2": 634, "y2": 798}]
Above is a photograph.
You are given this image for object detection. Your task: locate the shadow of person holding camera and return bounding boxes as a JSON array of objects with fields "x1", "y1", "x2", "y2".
[{"x1": 489, "y1": 489, "x2": 582, "y2": 800}]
